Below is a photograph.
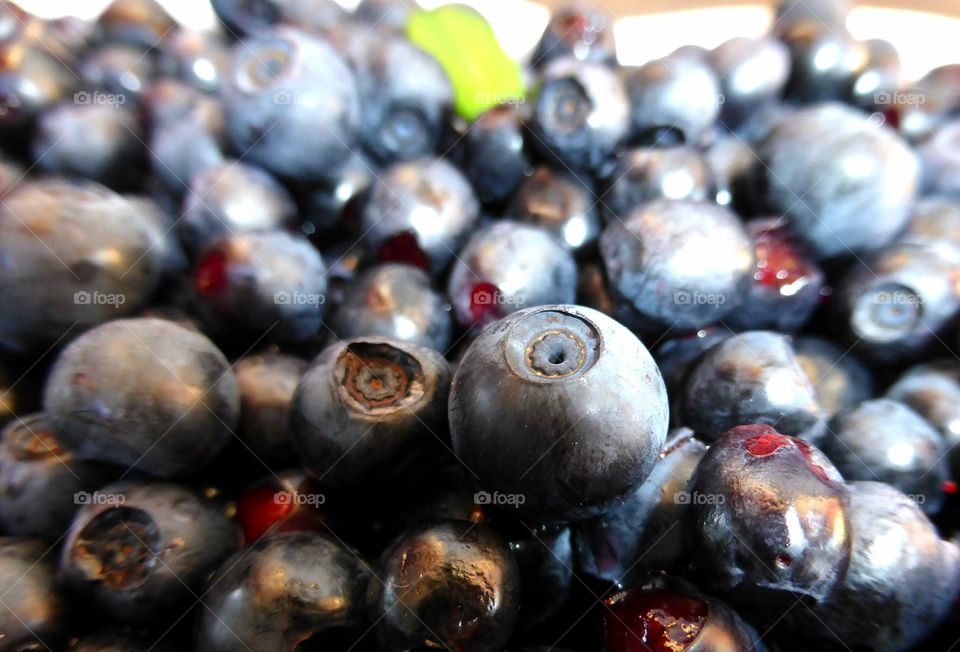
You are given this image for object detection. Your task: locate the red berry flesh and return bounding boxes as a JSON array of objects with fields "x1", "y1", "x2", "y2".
[
  {"x1": 377, "y1": 231, "x2": 430, "y2": 271},
  {"x1": 604, "y1": 589, "x2": 708, "y2": 652}
]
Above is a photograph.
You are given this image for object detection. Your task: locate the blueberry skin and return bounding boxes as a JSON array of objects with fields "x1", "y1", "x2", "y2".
[
  {"x1": 0, "y1": 538, "x2": 65, "y2": 650},
  {"x1": 835, "y1": 242, "x2": 960, "y2": 362},
  {"x1": 898, "y1": 197, "x2": 960, "y2": 253},
  {"x1": 330, "y1": 264, "x2": 452, "y2": 351},
  {"x1": 193, "y1": 231, "x2": 328, "y2": 345},
  {"x1": 0, "y1": 180, "x2": 163, "y2": 353},
  {"x1": 573, "y1": 428, "x2": 706, "y2": 585},
  {"x1": 459, "y1": 104, "x2": 530, "y2": 205},
  {"x1": 221, "y1": 27, "x2": 360, "y2": 181},
  {"x1": 531, "y1": 5, "x2": 615, "y2": 68},
  {"x1": 918, "y1": 119, "x2": 960, "y2": 200},
  {"x1": 371, "y1": 520, "x2": 520, "y2": 652},
  {"x1": 0, "y1": 413, "x2": 116, "y2": 540},
  {"x1": 150, "y1": 98, "x2": 226, "y2": 196},
  {"x1": 361, "y1": 157, "x2": 480, "y2": 275},
  {"x1": 780, "y1": 22, "x2": 867, "y2": 103},
  {"x1": 896, "y1": 64, "x2": 960, "y2": 143},
  {"x1": 601, "y1": 146, "x2": 716, "y2": 219},
  {"x1": 529, "y1": 56, "x2": 630, "y2": 172},
  {"x1": 600, "y1": 199, "x2": 754, "y2": 331},
  {"x1": 447, "y1": 221, "x2": 577, "y2": 328},
  {"x1": 302, "y1": 149, "x2": 376, "y2": 233},
  {"x1": 60, "y1": 481, "x2": 240, "y2": 623},
  {"x1": 44, "y1": 318, "x2": 239, "y2": 478},
  {"x1": 158, "y1": 29, "x2": 230, "y2": 93},
  {"x1": 681, "y1": 331, "x2": 827, "y2": 443},
  {"x1": 33, "y1": 103, "x2": 143, "y2": 188},
  {"x1": 623, "y1": 53, "x2": 721, "y2": 147},
  {"x1": 790, "y1": 481, "x2": 960, "y2": 652},
  {"x1": 706, "y1": 133, "x2": 761, "y2": 210},
  {"x1": 95, "y1": 0, "x2": 176, "y2": 48},
  {"x1": 708, "y1": 36, "x2": 790, "y2": 129},
  {"x1": 291, "y1": 337, "x2": 450, "y2": 487},
  {"x1": 353, "y1": 0, "x2": 417, "y2": 31},
  {"x1": 233, "y1": 353, "x2": 307, "y2": 464},
  {"x1": 508, "y1": 167, "x2": 599, "y2": 251},
  {"x1": 125, "y1": 196, "x2": 189, "y2": 281},
  {"x1": 0, "y1": 44, "x2": 74, "y2": 129},
  {"x1": 690, "y1": 424, "x2": 851, "y2": 606},
  {"x1": 794, "y1": 336, "x2": 873, "y2": 419},
  {"x1": 849, "y1": 38, "x2": 903, "y2": 110},
  {"x1": 351, "y1": 35, "x2": 452, "y2": 164},
  {"x1": 210, "y1": 0, "x2": 345, "y2": 37},
  {"x1": 823, "y1": 399, "x2": 947, "y2": 514},
  {"x1": 509, "y1": 523, "x2": 573, "y2": 632},
  {"x1": 450, "y1": 305, "x2": 669, "y2": 522},
  {"x1": 179, "y1": 161, "x2": 296, "y2": 256},
  {"x1": 654, "y1": 327, "x2": 732, "y2": 398},
  {"x1": 755, "y1": 103, "x2": 919, "y2": 259},
  {"x1": 80, "y1": 44, "x2": 155, "y2": 107}
]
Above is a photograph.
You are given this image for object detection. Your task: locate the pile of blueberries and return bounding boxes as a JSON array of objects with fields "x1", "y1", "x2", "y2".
[{"x1": 2, "y1": 0, "x2": 960, "y2": 649}]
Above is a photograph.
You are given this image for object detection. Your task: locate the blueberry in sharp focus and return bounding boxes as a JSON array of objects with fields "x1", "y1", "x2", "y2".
[
  {"x1": 823, "y1": 398, "x2": 948, "y2": 514},
  {"x1": 44, "y1": 317, "x2": 239, "y2": 478},
  {"x1": 755, "y1": 103, "x2": 919, "y2": 259},
  {"x1": 221, "y1": 27, "x2": 359, "y2": 181},
  {"x1": 574, "y1": 428, "x2": 706, "y2": 586},
  {"x1": 450, "y1": 304, "x2": 669, "y2": 521},
  {"x1": 371, "y1": 519, "x2": 520, "y2": 652},
  {"x1": 233, "y1": 353, "x2": 308, "y2": 465},
  {"x1": 529, "y1": 55, "x2": 630, "y2": 172},
  {"x1": 196, "y1": 531, "x2": 369, "y2": 652},
  {"x1": 447, "y1": 221, "x2": 577, "y2": 329},
  {"x1": 918, "y1": 119, "x2": 960, "y2": 200},
  {"x1": 290, "y1": 337, "x2": 450, "y2": 487},
  {"x1": 600, "y1": 199, "x2": 754, "y2": 332},
  {"x1": 794, "y1": 336, "x2": 874, "y2": 419},
  {"x1": 0, "y1": 538, "x2": 65, "y2": 651},
  {"x1": 350, "y1": 34, "x2": 452, "y2": 164},
  {"x1": 0, "y1": 413, "x2": 116, "y2": 541},
  {"x1": 0, "y1": 179, "x2": 163, "y2": 353},
  {"x1": 788, "y1": 481, "x2": 960, "y2": 652},
  {"x1": 723, "y1": 218, "x2": 824, "y2": 333},
  {"x1": 508, "y1": 166, "x2": 599, "y2": 251},
  {"x1": 60, "y1": 480, "x2": 240, "y2": 624},
  {"x1": 330, "y1": 263, "x2": 452, "y2": 351},
  {"x1": 459, "y1": 104, "x2": 530, "y2": 205},
  {"x1": 623, "y1": 53, "x2": 721, "y2": 147},
  {"x1": 654, "y1": 327, "x2": 732, "y2": 398},
  {"x1": 192, "y1": 230, "x2": 327, "y2": 345},
  {"x1": 708, "y1": 36, "x2": 790, "y2": 129},
  {"x1": 531, "y1": 5, "x2": 615, "y2": 68},
  {"x1": 689, "y1": 424, "x2": 851, "y2": 606},
  {"x1": 362, "y1": 156, "x2": 479, "y2": 275},
  {"x1": 601, "y1": 146, "x2": 716, "y2": 219},
  {"x1": 680, "y1": 331, "x2": 826, "y2": 443},
  {"x1": 179, "y1": 160, "x2": 296, "y2": 256}
]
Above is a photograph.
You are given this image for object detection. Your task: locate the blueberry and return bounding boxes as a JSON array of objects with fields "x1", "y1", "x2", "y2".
[
  {"x1": 60, "y1": 480, "x2": 240, "y2": 623},
  {"x1": 0, "y1": 42, "x2": 75, "y2": 129},
  {"x1": 233, "y1": 353, "x2": 308, "y2": 465},
  {"x1": 447, "y1": 221, "x2": 577, "y2": 328},
  {"x1": 529, "y1": 56, "x2": 630, "y2": 172},
  {"x1": 0, "y1": 538, "x2": 65, "y2": 649},
  {"x1": 221, "y1": 27, "x2": 359, "y2": 181},
  {"x1": 509, "y1": 522, "x2": 574, "y2": 632},
  {"x1": 459, "y1": 104, "x2": 530, "y2": 205},
  {"x1": 371, "y1": 519, "x2": 520, "y2": 651},
  {"x1": 0, "y1": 180, "x2": 163, "y2": 353},
  {"x1": 351, "y1": 35, "x2": 452, "y2": 164},
  {"x1": 196, "y1": 531, "x2": 369, "y2": 651},
  {"x1": 708, "y1": 36, "x2": 790, "y2": 128},
  {"x1": 780, "y1": 22, "x2": 867, "y2": 103},
  {"x1": 601, "y1": 146, "x2": 716, "y2": 218},
  {"x1": 794, "y1": 336, "x2": 874, "y2": 419},
  {"x1": 149, "y1": 98, "x2": 226, "y2": 196},
  {"x1": 450, "y1": 305, "x2": 669, "y2": 521},
  {"x1": 301, "y1": 149, "x2": 376, "y2": 233},
  {"x1": 508, "y1": 167, "x2": 599, "y2": 251},
  {"x1": 574, "y1": 428, "x2": 706, "y2": 585},
  {"x1": 789, "y1": 481, "x2": 960, "y2": 651},
  {"x1": 706, "y1": 133, "x2": 763, "y2": 210},
  {"x1": 44, "y1": 317, "x2": 239, "y2": 478},
  {"x1": 654, "y1": 327, "x2": 731, "y2": 398},
  {"x1": 192, "y1": 231, "x2": 327, "y2": 345},
  {"x1": 210, "y1": 0, "x2": 345, "y2": 37},
  {"x1": 79, "y1": 44, "x2": 155, "y2": 107},
  {"x1": 689, "y1": 424, "x2": 851, "y2": 605},
  {"x1": 233, "y1": 470, "x2": 327, "y2": 543},
  {"x1": 291, "y1": 337, "x2": 450, "y2": 487},
  {"x1": 94, "y1": 0, "x2": 175, "y2": 48},
  {"x1": 362, "y1": 156, "x2": 479, "y2": 275},
  {"x1": 600, "y1": 199, "x2": 754, "y2": 331},
  {"x1": 179, "y1": 161, "x2": 297, "y2": 256},
  {"x1": 723, "y1": 218, "x2": 825, "y2": 333},
  {"x1": 330, "y1": 263, "x2": 453, "y2": 351},
  {"x1": 623, "y1": 53, "x2": 721, "y2": 147},
  {"x1": 680, "y1": 331, "x2": 827, "y2": 442},
  {"x1": 896, "y1": 64, "x2": 960, "y2": 143},
  {"x1": 0, "y1": 413, "x2": 116, "y2": 540},
  {"x1": 823, "y1": 398, "x2": 948, "y2": 514},
  {"x1": 531, "y1": 5, "x2": 615, "y2": 68},
  {"x1": 158, "y1": 29, "x2": 229, "y2": 93},
  {"x1": 755, "y1": 103, "x2": 919, "y2": 258},
  {"x1": 125, "y1": 195, "x2": 189, "y2": 281},
  {"x1": 353, "y1": 0, "x2": 417, "y2": 31},
  {"x1": 918, "y1": 119, "x2": 960, "y2": 200},
  {"x1": 898, "y1": 197, "x2": 960, "y2": 253},
  {"x1": 850, "y1": 39, "x2": 903, "y2": 110}
]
